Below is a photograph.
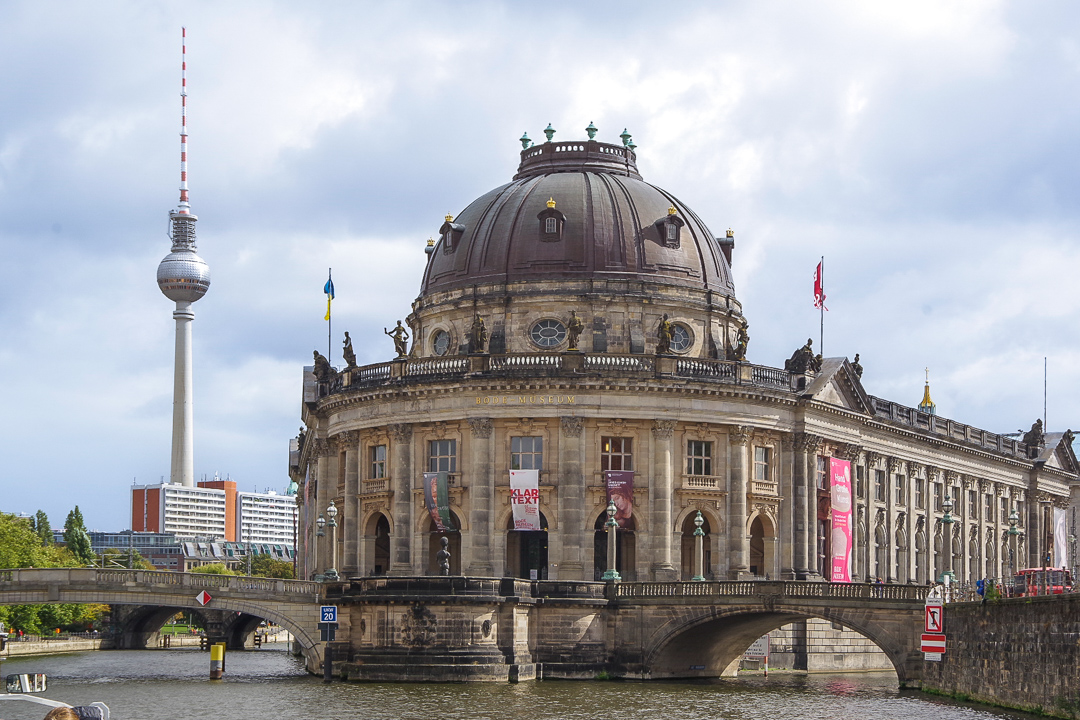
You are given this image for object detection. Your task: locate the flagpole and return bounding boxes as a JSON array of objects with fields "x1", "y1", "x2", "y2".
[
  {"x1": 819, "y1": 256, "x2": 824, "y2": 358},
  {"x1": 327, "y1": 268, "x2": 332, "y2": 361}
]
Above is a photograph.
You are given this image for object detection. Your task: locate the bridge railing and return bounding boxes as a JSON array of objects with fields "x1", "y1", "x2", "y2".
[
  {"x1": 614, "y1": 581, "x2": 931, "y2": 601},
  {"x1": 0, "y1": 568, "x2": 320, "y2": 596}
]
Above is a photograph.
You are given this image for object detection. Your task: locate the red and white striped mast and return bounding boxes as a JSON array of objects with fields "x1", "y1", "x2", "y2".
[{"x1": 178, "y1": 26, "x2": 190, "y2": 215}]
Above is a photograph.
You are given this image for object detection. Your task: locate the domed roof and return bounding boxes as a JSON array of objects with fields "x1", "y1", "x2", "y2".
[{"x1": 419, "y1": 139, "x2": 736, "y2": 298}]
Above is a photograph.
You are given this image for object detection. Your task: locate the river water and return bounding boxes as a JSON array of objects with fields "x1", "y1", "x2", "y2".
[{"x1": 0, "y1": 647, "x2": 1039, "y2": 720}]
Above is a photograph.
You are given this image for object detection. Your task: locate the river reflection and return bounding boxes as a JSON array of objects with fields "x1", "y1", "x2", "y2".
[{"x1": 0, "y1": 649, "x2": 1041, "y2": 720}]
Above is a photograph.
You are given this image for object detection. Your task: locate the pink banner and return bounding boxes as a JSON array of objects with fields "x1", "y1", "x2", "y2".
[
  {"x1": 604, "y1": 471, "x2": 634, "y2": 528},
  {"x1": 829, "y1": 458, "x2": 853, "y2": 583},
  {"x1": 509, "y1": 469, "x2": 541, "y2": 530}
]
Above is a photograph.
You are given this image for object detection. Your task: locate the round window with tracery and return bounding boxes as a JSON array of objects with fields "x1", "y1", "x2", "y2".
[
  {"x1": 530, "y1": 319, "x2": 566, "y2": 348},
  {"x1": 670, "y1": 324, "x2": 692, "y2": 353},
  {"x1": 432, "y1": 330, "x2": 450, "y2": 356}
]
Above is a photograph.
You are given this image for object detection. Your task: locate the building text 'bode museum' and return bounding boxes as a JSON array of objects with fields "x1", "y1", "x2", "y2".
[{"x1": 290, "y1": 128, "x2": 1078, "y2": 589}]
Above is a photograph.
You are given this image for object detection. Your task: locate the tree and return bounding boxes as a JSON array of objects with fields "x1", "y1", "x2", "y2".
[
  {"x1": 63, "y1": 506, "x2": 95, "y2": 565},
  {"x1": 34, "y1": 510, "x2": 52, "y2": 545},
  {"x1": 189, "y1": 563, "x2": 237, "y2": 575},
  {"x1": 249, "y1": 554, "x2": 295, "y2": 579}
]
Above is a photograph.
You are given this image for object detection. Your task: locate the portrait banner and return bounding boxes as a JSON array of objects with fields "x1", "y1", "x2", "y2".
[
  {"x1": 1054, "y1": 507, "x2": 1067, "y2": 568},
  {"x1": 423, "y1": 471, "x2": 455, "y2": 532},
  {"x1": 509, "y1": 469, "x2": 541, "y2": 530},
  {"x1": 604, "y1": 471, "x2": 635, "y2": 528},
  {"x1": 829, "y1": 458, "x2": 853, "y2": 583}
]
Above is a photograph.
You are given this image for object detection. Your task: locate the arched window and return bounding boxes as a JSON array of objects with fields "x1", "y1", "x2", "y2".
[{"x1": 537, "y1": 198, "x2": 566, "y2": 242}]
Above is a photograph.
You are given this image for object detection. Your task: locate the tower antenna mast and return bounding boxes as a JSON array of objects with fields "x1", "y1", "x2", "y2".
[{"x1": 179, "y1": 26, "x2": 189, "y2": 214}]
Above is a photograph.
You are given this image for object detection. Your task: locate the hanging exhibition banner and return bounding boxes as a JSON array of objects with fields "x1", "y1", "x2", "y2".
[
  {"x1": 1054, "y1": 507, "x2": 1068, "y2": 568},
  {"x1": 423, "y1": 471, "x2": 455, "y2": 532},
  {"x1": 509, "y1": 469, "x2": 541, "y2": 530},
  {"x1": 829, "y1": 458, "x2": 853, "y2": 583},
  {"x1": 604, "y1": 471, "x2": 635, "y2": 528}
]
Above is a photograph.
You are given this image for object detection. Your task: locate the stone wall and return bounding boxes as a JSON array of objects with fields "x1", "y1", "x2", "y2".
[
  {"x1": 920, "y1": 595, "x2": 1080, "y2": 718},
  {"x1": 763, "y1": 619, "x2": 893, "y2": 672}
]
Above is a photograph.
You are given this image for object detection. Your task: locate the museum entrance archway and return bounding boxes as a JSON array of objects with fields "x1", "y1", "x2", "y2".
[
  {"x1": 365, "y1": 513, "x2": 391, "y2": 576},
  {"x1": 749, "y1": 513, "x2": 776, "y2": 578},
  {"x1": 505, "y1": 512, "x2": 549, "y2": 579},
  {"x1": 426, "y1": 511, "x2": 462, "y2": 574},
  {"x1": 680, "y1": 512, "x2": 712, "y2": 580},
  {"x1": 593, "y1": 512, "x2": 636, "y2": 580}
]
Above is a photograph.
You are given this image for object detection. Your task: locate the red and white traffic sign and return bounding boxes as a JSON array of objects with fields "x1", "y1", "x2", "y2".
[
  {"x1": 196, "y1": 590, "x2": 212, "y2": 606},
  {"x1": 921, "y1": 633, "x2": 946, "y2": 653},
  {"x1": 924, "y1": 604, "x2": 943, "y2": 633}
]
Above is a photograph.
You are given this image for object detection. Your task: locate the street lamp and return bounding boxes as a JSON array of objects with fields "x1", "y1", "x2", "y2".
[
  {"x1": 325, "y1": 501, "x2": 339, "y2": 582},
  {"x1": 315, "y1": 513, "x2": 326, "y2": 581},
  {"x1": 940, "y1": 494, "x2": 956, "y2": 586},
  {"x1": 692, "y1": 511, "x2": 706, "y2": 582},
  {"x1": 601, "y1": 500, "x2": 621, "y2": 582},
  {"x1": 1007, "y1": 506, "x2": 1020, "y2": 597}
]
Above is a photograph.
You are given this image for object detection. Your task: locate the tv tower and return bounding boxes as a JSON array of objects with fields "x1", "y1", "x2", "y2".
[{"x1": 156, "y1": 27, "x2": 210, "y2": 487}]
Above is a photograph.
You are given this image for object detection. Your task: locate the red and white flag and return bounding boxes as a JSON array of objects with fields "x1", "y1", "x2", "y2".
[{"x1": 814, "y1": 261, "x2": 828, "y2": 310}]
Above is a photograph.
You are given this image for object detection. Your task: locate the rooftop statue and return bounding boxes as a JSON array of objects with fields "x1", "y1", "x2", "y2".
[
  {"x1": 728, "y1": 319, "x2": 749, "y2": 362},
  {"x1": 470, "y1": 315, "x2": 488, "y2": 354},
  {"x1": 1023, "y1": 419, "x2": 1045, "y2": 449},
  {"x1": 385, "y1": 321, "x2": 410, "y2": 359},
  {"x1": 312, "y1": 350, "x2": 335, "y2": 382},
  {"x1": 567, "y1": 311, "x2": 584, "y2": 351},
  {"x1": 437, "y1": 536, "x2": 451, "y2": 576},
  {"x1": 342, "y1": 331, "x2": 357, "y2": 368},
  {"x1": 851, "y1": 353, "x2": 863, "y2": 378},
  {"x1": 656, "y1": 314, "x2": 672, "y2": 355},
  {"x1": 784, "y1": 338, "x2": 821, "y2": 374}
]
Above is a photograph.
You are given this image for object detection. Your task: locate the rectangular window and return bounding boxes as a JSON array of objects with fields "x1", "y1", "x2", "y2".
[
  {"x1": 875, "y1": 470, "x2": 886, "y2": 502},
  {"x1": 895, "y1": 474, "x2": 905, "y2": 504},
  {"x1": 985, "y1": 493, "x2": 994, "y2": 521},
  {"x1": 914, "y1": 477, "x2": 924, "y2": 509},
  {"x1": 666, "y1": 223, "x2": 678, "y2": 241},
  {"x1": 934, "y1": 482, "x2": 942, "y2": 512},
  {"x1": 545, "y1": 217, "x2": 557, "y2": 234},
  {"x1": 817, "y1": 456, "x2": 828, "y2": 489},
  {"x1": 428, "y1": 439, "x2": 457, "y2": 473},
  {"x1": 369, "y1": 444, "x2": 386, "y2": 480},
  {"x1": 856, "y1": 464, "x2": 866, "y2": 499},
  {"x1": 601, "y1": 437, "x2": 633, "y2": 471},
  {"x1": 1001, "y1": 497, "x2": 1009, "y2": 523},
  {"x1": 968, "y1": 490, "x2": 978, "y2": 518},
  {"x1": 511, "y1": 436, "x2": 543, "y2": 470},
  {"x1": 754, "y1": 446, "x2": 771, "y2": 482},
  {"x1": 687, "y1": 440, "x2": 712, "y2": 475}
]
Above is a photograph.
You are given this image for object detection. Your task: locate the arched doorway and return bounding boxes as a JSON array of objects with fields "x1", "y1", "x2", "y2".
[
  {"x1": 505, "y1": 512, "x2": 549, "y2": 579},
  {"x1": 365, "y1": 513, "x2": 390, "y2": 576},
  {"x1": 426, "y1": 511, "x2": 462, "y2": 575},
  {"x1": 680, "y1": 512, "x2": 712, "y2": 580},
  {"x1": 748, "y1": 513, "x2": 776, "y2": 578},
  {"x1": 593, "y1": 511, "x2": 636, "y2": 580}
]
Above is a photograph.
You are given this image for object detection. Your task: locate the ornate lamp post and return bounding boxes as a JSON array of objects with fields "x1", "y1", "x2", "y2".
[
  {"x1": 692, "y1": 511, "x2": 706, "y2": 582},
  {"x1": 1007, "y1": 506, "x2": 1020, "y2": 597},
  {"x1": 325, "y1": 501, "x2": 339, "y2": 582},
  {"x1": 601, "y1": 500, "x2": 621, "y2": 582},
  {"x1": 315, "y1": 513, "x2": 326, "y2": 581},
  {"x1": 940, "y1": 494, "x2": 956, "y2": 585}
]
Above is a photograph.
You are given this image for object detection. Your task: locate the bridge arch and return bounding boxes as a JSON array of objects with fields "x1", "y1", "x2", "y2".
[{"x1": 642, "y1": 603, "x2": 918, "y2": 684}]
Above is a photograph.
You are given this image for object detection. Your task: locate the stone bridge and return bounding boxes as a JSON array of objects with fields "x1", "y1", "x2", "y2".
[
  {"x1": 0, "y1": 570, "x2": 930, "y2": 684},
  {"x1": 0, "y1": 569, "x2": 322, "y2": 663}
]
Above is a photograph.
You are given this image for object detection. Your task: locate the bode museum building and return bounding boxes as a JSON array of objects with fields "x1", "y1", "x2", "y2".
[{"x1": 290, "y1": 128, "x2": 1078, "y2": 592}]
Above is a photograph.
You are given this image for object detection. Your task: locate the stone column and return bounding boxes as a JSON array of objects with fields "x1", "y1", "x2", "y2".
[
  {"x1": 793, "y1": 433, "x2": 819, "y2": 579},
  {"x1": 728, "y1": 425, "x2": 752, "y2": 579},
  {"x1": 651, "y1": 419, "x2": 678, "y2": 581},
  {"x1": 388, "y1": 423, "x2": 413, "y2": 573},
  {"x1": 557, "y1": 416, "x2": 586, "y2": 580},
  {"x1": 341, "y1": 431, "x2": 360, "y2": 576},
  {"x1": 468, "y1": 417, "x2": 495, "y2": 575},
  {"x1": 779, "y1": 434, "x2": 797, "y2": 579}
]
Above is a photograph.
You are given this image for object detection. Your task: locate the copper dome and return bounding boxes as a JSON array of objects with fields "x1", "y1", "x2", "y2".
[{"x1": 419, "y1": 139, "x2": 736, "y2": 298}]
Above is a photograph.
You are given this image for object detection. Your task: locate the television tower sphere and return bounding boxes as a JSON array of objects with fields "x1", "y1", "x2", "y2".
[{"x1": 157, "y1": 211, "x2": 211, "y2": 302}]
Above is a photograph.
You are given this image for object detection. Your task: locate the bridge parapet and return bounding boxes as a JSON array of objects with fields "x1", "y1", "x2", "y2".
[
  {"x1": 615, "y1": 580, "x2": 930, "y2": 602},
  {"x1": 0, "y1": 568, "x2": 320, "y2": 597}
]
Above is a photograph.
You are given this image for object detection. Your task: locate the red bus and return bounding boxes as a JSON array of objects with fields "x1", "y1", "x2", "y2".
[{"x1": 1011, "y1": 567, "x2": 1073, "y2": 596}]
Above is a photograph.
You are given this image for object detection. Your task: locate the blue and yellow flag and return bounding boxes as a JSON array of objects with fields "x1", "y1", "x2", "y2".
[{"x1": 323, "y1": 271, "x2": 334, "y2": 321}]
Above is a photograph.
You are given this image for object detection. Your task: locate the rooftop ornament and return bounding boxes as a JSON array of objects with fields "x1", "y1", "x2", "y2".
[
  {"x1": 544, "y1": 124, "x2": 556, "y2": 142},
  {"x1": 627, "y1": 138, "x2": 637, "y2": 151},
  {"x1": 520, "y1": 131, "x2": 532, "y2": 149},
  {"x1": 585, "y1": 121, "x2": 598, "y2": 140},
  {"x1": 620, "y1": 128, "x2": 632, "y2": 146},
  {"x1": 547, "y1": 197, "x2": 557, "y2": 209},
  {"x1": 667, "y1": 205, "x2": 678, "y2": 215}
]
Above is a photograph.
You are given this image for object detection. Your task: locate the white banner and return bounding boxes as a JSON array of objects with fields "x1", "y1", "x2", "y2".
[
  {"x1": 1054, "y1": 507, "x2": 1068, "y2": 568},
  {"x1": 510, "y1": 469, "x2": 540, "y2": 531}
]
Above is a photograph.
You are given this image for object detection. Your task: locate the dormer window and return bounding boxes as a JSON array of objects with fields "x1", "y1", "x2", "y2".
[
  {"x1": 537, "y1": 197, "x2": 566, "y2": 242},
  {"x1": 654, "y1": 205, "x2": 685, "y2": 249},
  {"x1": 439, "y1": 213, "x2": 465, "y2": 254}
]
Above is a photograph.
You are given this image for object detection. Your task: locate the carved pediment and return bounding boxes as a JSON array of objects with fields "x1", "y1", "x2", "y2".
[{"x1": 801, "y1": 358, "x2": 873, "y2": 415}]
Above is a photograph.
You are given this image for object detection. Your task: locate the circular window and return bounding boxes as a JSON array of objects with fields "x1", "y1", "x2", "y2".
[
  {"x1": 432, "y1": 330, "x2": 450, "y2": 356},
  {"x1": 530, "y1": 319, "x2": 567, "y2": 348},
  {"x1": 670, "y1": 324, "x2": 692, "y2": 353}
]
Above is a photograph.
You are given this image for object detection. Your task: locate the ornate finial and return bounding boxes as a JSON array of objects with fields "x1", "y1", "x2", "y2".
[
  {"x1": 627, "y1": 139, "x2": 636, "y2": 151},
  {"x1": 620, "y1": 128, "x2": 632, "y2": 146},
  {"x1": 726, "y1": 228, "x2": 734, "y2": 238},
  {"x1": 544, "y1": 124, "x2": 555, "y2": 142},
  {"x1": 547, "y1": 197, "x2": 556, "y2": 209},
  {"x1": 425, "y1": 236, "x2": 435, "y2": 256},
  {"x1": 918, "y1": 367, "x2": 936, "y2": 415},
  {"x1": 444, "y1": 213, "x2": 454, "y2": 223},
  {"x1": 667, "y1": 205, "x2": 677, "y2": 216},
  {"x1": 426, "y1": 237, "x2": 435, "y2": 247},
  {"x1": 520, "y1": 131, "x2": 532, "y2": 149},
  {"x1": 585, "y1": 121, "x2": 598, "y2": 140}
]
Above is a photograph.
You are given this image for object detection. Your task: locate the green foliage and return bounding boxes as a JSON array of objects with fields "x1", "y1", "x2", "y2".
[
  {"x1": 189, "y1": 563, "x2": 238, "y2": 575},
  {"x1": 63, "y1": 506, "x2": 95, "y2": 565},
  {"x1": 249, "y1": 554, "x2": 295, "y2": 579},
  {"x1": 98, "y1": 547, "x2": 154, "y2": 570},
  {"x1": 34, "y1": 510, "x2": 52, "y2": 545}
]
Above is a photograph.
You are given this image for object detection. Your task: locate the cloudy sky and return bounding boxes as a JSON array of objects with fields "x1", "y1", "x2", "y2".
[{"x1": 3, "y1": 1, "x2": 1079, "y2": 532}]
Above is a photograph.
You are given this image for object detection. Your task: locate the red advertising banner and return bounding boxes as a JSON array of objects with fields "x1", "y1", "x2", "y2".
[
  {"x1": 829, "y1": 458, "x2": 853, "y2": 583},
  {"x1": 604, "y1": 471, "x2": 634, "y2": 528},
  {"x1": 509, "y1": 469, "x2": 541, "y2": 530}
]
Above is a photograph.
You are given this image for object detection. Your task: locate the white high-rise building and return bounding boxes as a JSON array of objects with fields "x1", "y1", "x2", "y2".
[
  {"x1": 237, "y1": 491, "x2": 299, "y2": 545},
  {"x1": 132, "y1": 481, "x2": 230, "y2": 541}
]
